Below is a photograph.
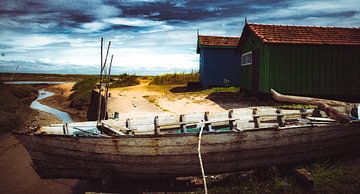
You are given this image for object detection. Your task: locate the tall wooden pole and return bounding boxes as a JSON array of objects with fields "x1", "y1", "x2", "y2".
[
  {"x1": 104, "y1": 55, "x2": 113, "y2": 119},
  {"x1": 97, "y1": 38, "x2": 104, "y2": 123},
  {"x1": 103, "y1": 41, "x2": 111, "y2": 68},
  {"x1": 97, "y1": 40, "x2": 112, "y2": 122}
]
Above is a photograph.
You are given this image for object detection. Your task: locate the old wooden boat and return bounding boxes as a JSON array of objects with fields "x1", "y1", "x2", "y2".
[{"x1": 15, "y1": 107, "x2": 360, "y2": 180}]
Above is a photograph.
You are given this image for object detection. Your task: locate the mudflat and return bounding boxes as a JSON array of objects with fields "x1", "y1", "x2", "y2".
[{"x1": 0, "y1": 111, "x2": 90, "y2": 194}]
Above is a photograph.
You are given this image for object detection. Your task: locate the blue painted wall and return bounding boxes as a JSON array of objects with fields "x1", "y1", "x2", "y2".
[{"x1": 199, "y1": 48, "x2": 241, "y2": 87}]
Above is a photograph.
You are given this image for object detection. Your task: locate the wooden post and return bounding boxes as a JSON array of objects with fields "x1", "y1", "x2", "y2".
[
  {"x1": 293, "y1": 168, "x2": 314, "y2": 189},
  {"x1": 104, "y1": 55, "x2": 113, "y2": 120},
  {"x1": 113, "y1": 112, "x2": 119, "y2": 119},
  {"x1": 97, "y1": 38, "x2": 104, "y2": 123},
  {"x1": 300, "y1": 108, "x2": 307, "y2": 119},
  {"x1": 228, "y1": 109, "x2": 237, "y2": 130},
  {"x1": 276, "y1": 108, "x2": 285, "y2": 127},
  {"x1": 180, "y1": 114, "x2": 187, "y2": 133},
  {"x1": 252, "y1": 108, "x2": 260, "y2": 128},
  {"x1": 204, "y1": 111, "x2": 213, "y2": 132},
  {"x1": 97, "y1": 40, "x2": 112, "y2": 122},
  {"x1": 62, "y1": 124, "x2": 66, "y2": 135},
  {"x1": 126, "y1": 118, "x2": 131, "y2": 129},
  {"x1": 64, "y1": 123, "x2": 69, "y2": 135},
  {"x1": 154, "y1": 116, "x2": 160, "y2": 135}
]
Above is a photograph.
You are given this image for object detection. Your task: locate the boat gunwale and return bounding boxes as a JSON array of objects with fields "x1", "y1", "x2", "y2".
[{"x1": 13, "y1": 121, "x2": 345, "y2": 140}]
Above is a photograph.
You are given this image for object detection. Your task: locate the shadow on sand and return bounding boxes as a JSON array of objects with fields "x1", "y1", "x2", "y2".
[
  {"x1": 205, "y1": 92, "x2": 275, "y2": 110},
  {"x1": 169, "y1": 86, "x2": 204, "y2": 93}
]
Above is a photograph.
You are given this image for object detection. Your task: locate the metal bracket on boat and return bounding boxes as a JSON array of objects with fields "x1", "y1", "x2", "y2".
[
  {"x1": 62, "y1": 123, "x2": 69, "y2": 135},
  {"x1": 154, "y1": 116, "x2": 160, "y2": 135},
  {"x1": 125, "y1": 118, "x2": 131, "y2": 130},
  {"x1": 252, "y1": 108, "x2": 260, "y2": 128},
  {"x1": 180, "y1": 114, "x2": 187, "y2": 133},
  {"x1": 311, "y1": 108, "x2": 322, "y2": 117},
  {"x1": 300, "y1": 108, "x2": 307, "y2": 119},
  {"x1": 204, "y1": 112, "x2": 214, "y2": 132},
  {"x1": 228, "y1": 109, "x2": 238, "y2": 131},
  {"x1": 276, "y1": 109, "x2": 286, "y2": 127}
]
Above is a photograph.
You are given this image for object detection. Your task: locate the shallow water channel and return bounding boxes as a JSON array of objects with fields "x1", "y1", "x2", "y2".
[{"x1": 31, "y1": 89, "x2": 73, "y2": 123}]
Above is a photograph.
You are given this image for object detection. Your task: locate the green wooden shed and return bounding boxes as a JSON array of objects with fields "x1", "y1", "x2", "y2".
[{"x1": 238, "y1": 23, "x2": 360, "y2": 97}]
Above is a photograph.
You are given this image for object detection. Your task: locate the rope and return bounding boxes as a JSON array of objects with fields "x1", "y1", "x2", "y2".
[{"x1": 198, "y1": 121, "x2": 208, "y2": 194}]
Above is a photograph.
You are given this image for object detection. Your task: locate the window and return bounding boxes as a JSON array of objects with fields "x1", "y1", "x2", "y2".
[{"x1": 241, "y1": 51, "x2": 252, "y2": 66}]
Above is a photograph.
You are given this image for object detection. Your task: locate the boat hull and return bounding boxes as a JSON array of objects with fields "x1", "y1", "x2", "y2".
[{"x1": 15, "y1": 122, "x2": 360, "y2": 180}]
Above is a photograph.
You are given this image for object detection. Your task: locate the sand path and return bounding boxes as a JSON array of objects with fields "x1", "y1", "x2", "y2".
[
  {"x1": 107, "y1": 82, "x2": 166, "y2": 118},
  {"x1": 106, "y1": 81, "x2": 225, "y2": 119}
]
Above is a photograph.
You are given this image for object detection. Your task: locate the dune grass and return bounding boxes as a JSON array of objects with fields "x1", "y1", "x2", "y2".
[
  {"x1": 150, "y1": 72, "x2": 199, "y2": 85},
  {"x1": 274, "y1": 104, "x2": 317, "y2": 110},
  {"x1": 109, "y1": 74, "x2": 139, "y2": 88},
  {"x1": 68, "y1": 76, "x2": 98, "y2": 110},
  {"x1": 69, "y1": 74, "x2": 140, "y2": 110}
]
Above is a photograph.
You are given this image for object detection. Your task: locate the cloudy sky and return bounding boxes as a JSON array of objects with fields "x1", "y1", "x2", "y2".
[{"x1": 0, "y1": 0, "x2": 359, "y2": 75}]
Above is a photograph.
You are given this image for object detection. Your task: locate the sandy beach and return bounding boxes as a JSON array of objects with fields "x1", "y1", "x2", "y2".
[{"x1": 106, "y1": 80, "x2": 253, "y2": 119}]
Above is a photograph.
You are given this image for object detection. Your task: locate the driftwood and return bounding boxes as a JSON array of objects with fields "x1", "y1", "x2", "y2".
[{"x1": 270, "y1": 89, "x2": 352, "y2": 124}]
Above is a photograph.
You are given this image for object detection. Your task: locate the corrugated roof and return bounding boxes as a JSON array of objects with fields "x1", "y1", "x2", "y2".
[
  {"x1": 247, "y1": 23, "x2": 360, "y2": 45},
  {"x1": 198, "y1": 35, "x2": 240, "y2": 47}
]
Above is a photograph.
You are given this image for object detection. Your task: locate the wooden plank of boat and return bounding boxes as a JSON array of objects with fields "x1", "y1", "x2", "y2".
[
  {"x1": 100, "y1": 108, "x2": 289, "y2": 135},
  {"x1": 14, "y1": 121, "x2": 360, "y2": 179},
  {"x1": 50, "y1": 121, "x2": 97, "y2": 127},
  {"x1": 307, "y1": 117, "x2": 336, "y2": 122}
]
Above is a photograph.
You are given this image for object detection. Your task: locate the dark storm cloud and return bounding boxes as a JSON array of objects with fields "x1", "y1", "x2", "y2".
[
  {"x1": 112, "y1": 0, "x2": 289, "y2": 22},
  {"x1": 0, "y1": 0, "x2": 293, "y2": 34},
  {"x1": 1, "y1": 0, "x2": 358, "y2": 34},
  {"x1": 298, "y1": 10, "x2": 358, "y2": 19},
  {"x1": 271, "y1": 10, "x2": 359, "y2": 20},
  {"x1": 0, "y1": 0, "x2": 359, "y2": 74}
]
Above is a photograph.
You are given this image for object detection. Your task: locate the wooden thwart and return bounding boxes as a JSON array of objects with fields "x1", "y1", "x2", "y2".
[{"x1": 102, "y1": 107, "x2": 318, "y2": 135}]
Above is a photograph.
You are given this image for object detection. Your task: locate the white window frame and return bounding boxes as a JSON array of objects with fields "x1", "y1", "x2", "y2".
[{"x1": 241, "y1": 51, "x2": 252, "y2": 66}]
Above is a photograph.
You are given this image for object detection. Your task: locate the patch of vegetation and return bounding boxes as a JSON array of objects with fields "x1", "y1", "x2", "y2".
[
  {"x1": 143, "y1": 95, "x2": 169, "y2": 112},
  {"x1": 310, "y1": 158, "x2": 360, "y2": 193},
  {"x1": 193, "y1": 156, "x2": 360, "y2": 194},
  {"x1": 0, "y1": 83, "x2": 37, "y2": 132},
  {"x1": 109, "y1": 74, "x2": 140, "y2": 88},
  {"x1": 68, "y1": 76, "x2": 98, "y2": 110},
  {"x1": 150, "y1": 71, "x2": 199, "y2": 85},
  {"x1": 0, "y1": 72, "x2": 94, "y2": 82},
  {"x1": 202, "y1": 87, "x2": 239, "y2": 94},
  {"x1": 194, "y1": 168, "x2": 301, "y2": 194},
  {"x1": 274, "y1": 104, "x2": 317, "y2": 110}
]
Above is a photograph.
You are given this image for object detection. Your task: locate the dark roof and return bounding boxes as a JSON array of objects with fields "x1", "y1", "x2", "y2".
[
  {"x1": 198, "y1": 35, "x2": 240, "y2": 47},
  {"x1": 197, "y1": 35, "x2": 240, "y2": 53},
  {"x1": 245, "y1": 23, "x2": 360, "y2": 45}
]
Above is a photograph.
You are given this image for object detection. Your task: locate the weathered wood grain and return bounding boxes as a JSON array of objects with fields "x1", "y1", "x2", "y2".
[{"x1": 15, "y1": 121, "x2": 360, "y2": 179}]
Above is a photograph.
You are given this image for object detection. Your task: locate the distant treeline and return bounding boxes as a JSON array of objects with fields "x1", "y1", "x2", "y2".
[
  {"x1": 150, "y1": 71, "x2": 199, "y2": 85},
  {"x1": 0, "y1": 73, "x2": 94, "y2": 82}
]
